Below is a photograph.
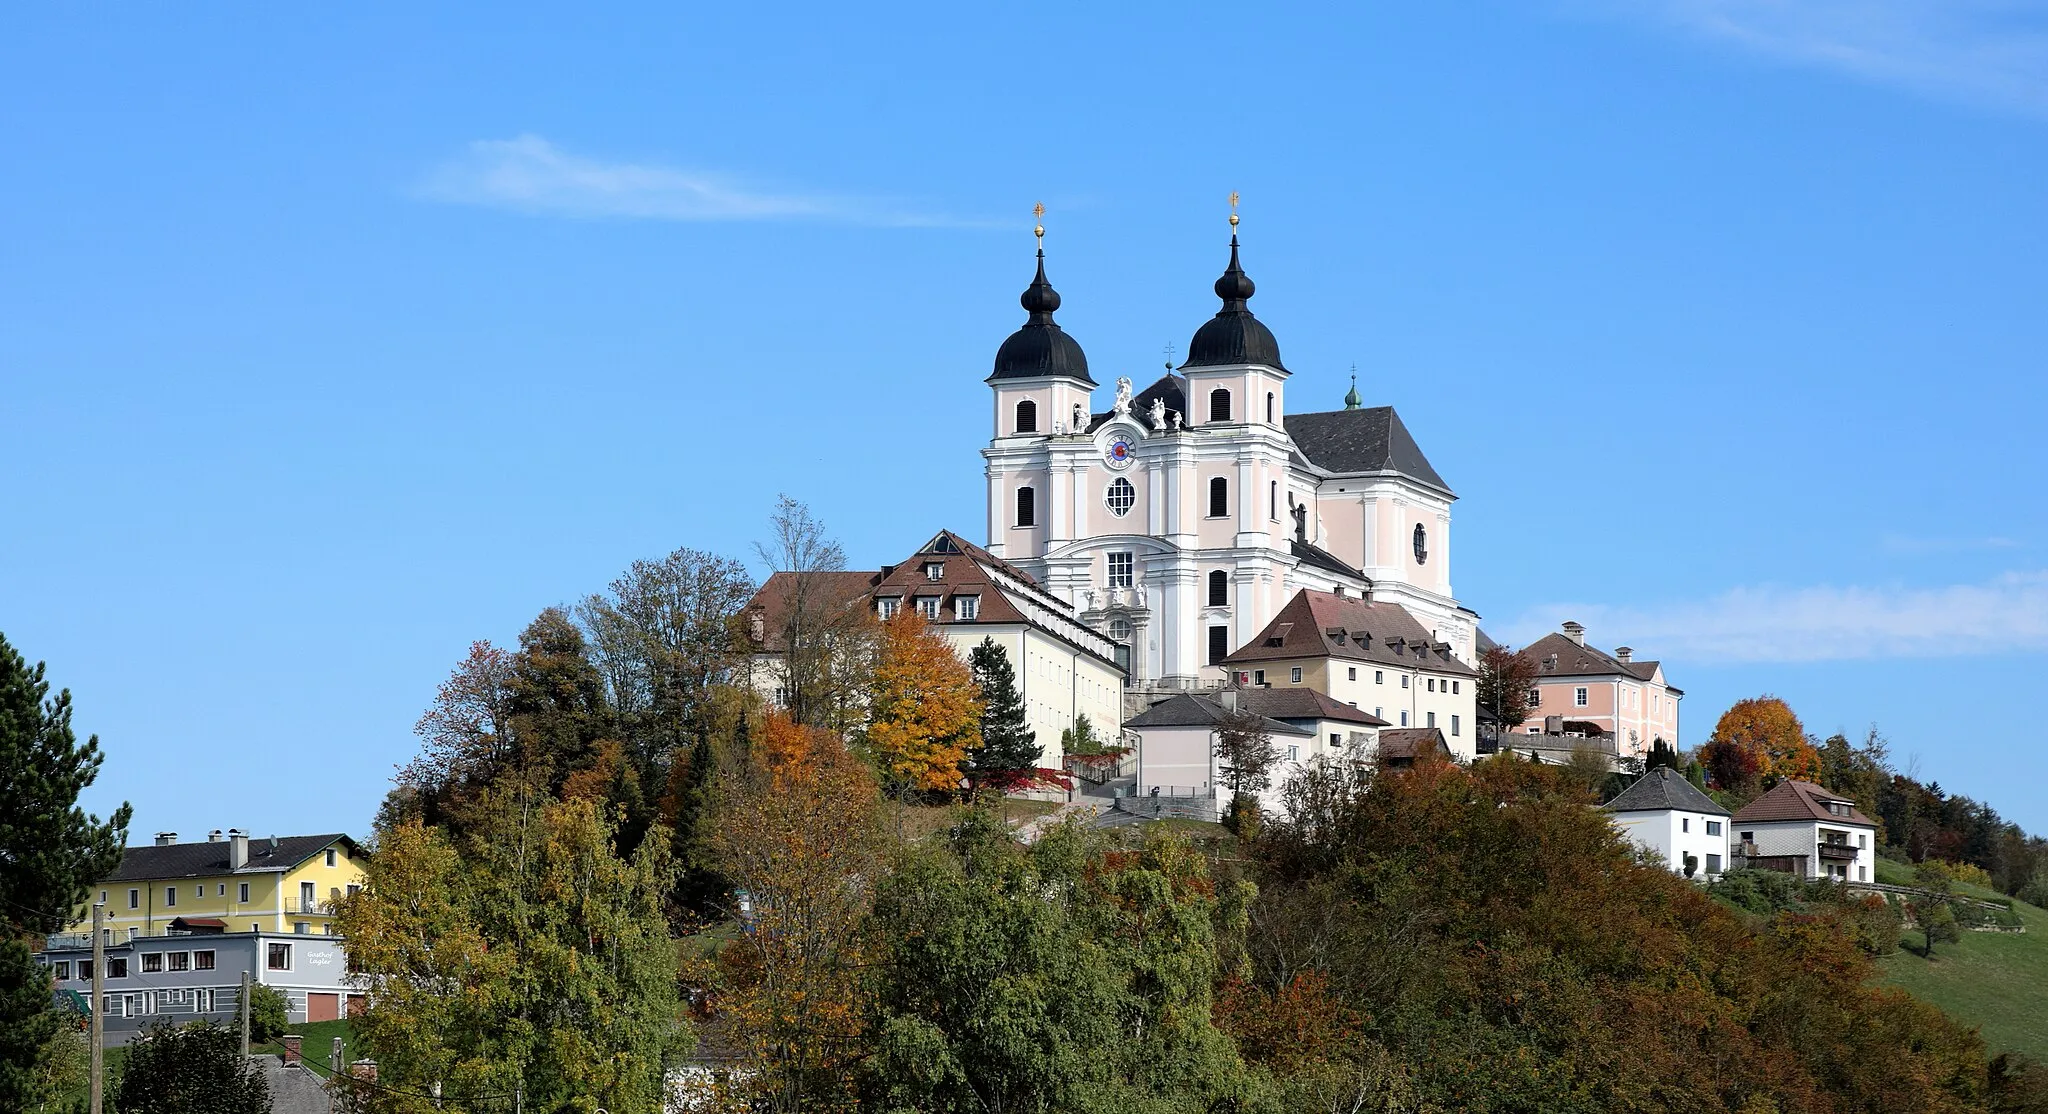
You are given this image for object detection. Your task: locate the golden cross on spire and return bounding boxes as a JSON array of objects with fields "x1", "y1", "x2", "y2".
[
  {"x1": 1033, "y1": 201, "x2": 1045, "y2": 240},
  {"x1": 1228, "y1": 191, "x2": 1240, "y2": 227}
]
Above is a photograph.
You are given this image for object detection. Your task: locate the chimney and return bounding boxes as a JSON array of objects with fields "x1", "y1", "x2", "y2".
[
  {"x1": 1561, "y1": 621, "x2": 1585, "y2": 646},
  {"x1": 153, "y1": 832, "x2": 177, "y2": 846},
  {"x1": 207, "y1": 829, "x2": 224, "y2": 843},
  {"x1": 281, "y1": 1034, "x2": 303, "y2": 1064},
  {"x1": 1614, "y1": 646, "x2": 1632, "y2": 663},
  {"x1": 349, "y1": 1059, "x2": 378, "y2": 1084},
  {"x1": 229, "y1": 830, "x2": 249, "y2": 870}
]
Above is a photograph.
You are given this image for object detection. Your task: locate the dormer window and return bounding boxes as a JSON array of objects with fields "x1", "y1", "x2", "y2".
[
  {"x1": 1209, "y1": 388, "x2": 1232, "y2": 423},
  {"x1": 956, "y1": 596, "x2": 979, "y2": 620},
  {"x1": 877, "y1": 597, "x2": 900, "y2": 620},
  {"x1": 1015, "y1": 399, "x2": 1038, "y2": 434},
  {"x1": 923, "y1": 562, "x2": 944, "y2": 581},
  {"x1": 915, "y1": 596, "x2": 941, "y2": 620}
]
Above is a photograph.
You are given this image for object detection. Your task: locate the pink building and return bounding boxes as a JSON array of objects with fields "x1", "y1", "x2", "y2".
[{"x1": 1513, "y1": 621, "x2": 1682, "y2": 757}]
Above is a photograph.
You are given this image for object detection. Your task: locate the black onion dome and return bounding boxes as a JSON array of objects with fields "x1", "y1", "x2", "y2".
[
  {"x1": 989, "y1": 250, "x2": 1094, "y2": 383},
  {"x1": 1182, "y1": 235, "x2": 1285, "y2": 371}
]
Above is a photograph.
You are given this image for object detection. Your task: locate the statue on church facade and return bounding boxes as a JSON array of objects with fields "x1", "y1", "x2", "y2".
[
  {"x1": 1113, "y1": 376, "x2": 1133, "y2": 415},
  {"x1": 1148, "y1": 396, "x2": 1166, "y2": 430}
]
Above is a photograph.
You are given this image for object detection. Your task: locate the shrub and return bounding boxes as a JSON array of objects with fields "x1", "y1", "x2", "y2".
[{"x1": 2017, "y1": 874, "x2": 2048, "y2": 911}]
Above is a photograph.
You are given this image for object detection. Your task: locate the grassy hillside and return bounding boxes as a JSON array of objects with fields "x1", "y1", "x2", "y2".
[{"x1": 1874, "y1": 857, "x2": 2048, "y2": 1062}]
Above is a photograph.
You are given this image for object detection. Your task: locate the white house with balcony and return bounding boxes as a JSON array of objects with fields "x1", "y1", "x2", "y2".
[{"x1": 1733, "y1": 779, "x2": 1880, "y2": 882}]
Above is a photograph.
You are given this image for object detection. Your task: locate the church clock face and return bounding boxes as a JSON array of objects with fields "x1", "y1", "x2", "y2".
[{"x1": 1104, "y1": 435, "x2": 1136, "y2": 470}]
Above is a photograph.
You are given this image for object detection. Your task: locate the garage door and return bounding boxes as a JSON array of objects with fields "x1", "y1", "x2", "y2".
[{"x1": 307, "y1": 992, "x2": 340, "y2": 1023}]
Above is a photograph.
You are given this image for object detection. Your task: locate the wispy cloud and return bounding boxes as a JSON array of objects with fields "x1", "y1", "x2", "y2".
[
  {"x1": 1879, "y1": 534, "x2": 2024, "y2": 554},
  {"x1": 1582, "y1": 0, "x2": 2048, "y2": 115},
  {"x1": 419, "y1": 135, "x2": 990, "y2": 227},
  {"x1": 1498, "y1": 570, "x2": 2048, "y2": 663}
]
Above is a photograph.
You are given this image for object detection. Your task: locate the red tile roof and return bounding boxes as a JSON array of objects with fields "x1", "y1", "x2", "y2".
[
  {"x1": 1733, "y1": 780, "x2": 1875, "y2": 827},
  {"x1": 1224, "y1": 589, "x2": 1475, "y2": 676}
]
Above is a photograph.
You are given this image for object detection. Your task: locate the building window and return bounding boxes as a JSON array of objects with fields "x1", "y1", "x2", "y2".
[
  {"x1": 168, "y1": 953, "x2": 189, "y2": 972},
  {"x1": 915, "y1": 596, "x2": 941, "y2": 620},
  {"x1": 127, "y1": 927, "x2": 138, "y2": 941},
  {"x1": 1375, "y1": 707, "x2": 1383, "y2": 718},
  {"x1": 79, "y1": 960, "x2": 93, "y2": 981},
  {"x1": 1286, "y1": 745, "x2": 1299, "y2": 762},
  {"x1": 1427, "y1": 678, "x2": 1435, "y2": 692},
  {"x1": 1106, "y1": 477, "x2": 1135, "y2": 517},
  {"x1": 164, "y1": 887, "x2": 175, "y2": 908},
  {"x1": 1858, "y1": 866, "x2": 1867, "y2": 881},
  {"x1": 1427, "y1": 711, "x2": 1436, "y2": 728},
  {"x1": 1401, "y1": 675, "x2": 1409, "y2": 689},
  {"x1": 1574, "y1": 687, "x2": 1589, "y2": 707},
  {"x1": 1208, "y1": 570, "x2": 1229, "y2": 606},
  {"x1": 1413, "y1": 523, "x2": 1428, "y2": 564},
  {"x1": 1290, "y1": 667, "x2": 1303, "y2": 683},
  {"x1": 877, "y1": 598, "x2": 900, "y2": 620},
  {"x1": 268, "y1": 944, "x2": 291, "y2": 971},
  {"x1": 1707, "y1": 854, "x2": 1723, "y2": 875},
  {"x1": 1269, "y1": 480, "x2": 1278, "y2": 520},
  {"x1": 54, "y1": 961, "x2": 71, "y2": 980},
  {"x1": 1682, "y1": 818, "x2": 1690, "y2": 833},
  {"x1": 1347, "y1": 667, "x2": 1357, "y2": 681},
  {"x1": 295, "y1": 923, "x2": 309, "y2": 935},
  {"x1": 128, "y1": 889, "x2": 138, "y2": 909},
  {"x1": 217, "y1": 884, "x2": 225, "y2": 896},
  {"x1": 1330, "y1": 733, "x2": 1341, "y2": 748},
  {"x1": 1107, "y1": 552, "x2": 1134, "y2": 588},
  {"x1": 1451, "y1": 715, "x2": 1460, "y2": 736},
  {"x1": 955, "y1": 596, "x2": 979, "y2": 620},
  {"x1": 923, "y1": 562, "x2": 944, "y2": 580},
  {"x1": 1015, "y1": 486, "x2": 1036, "y2": 527},
  {"x1": 238, "y1": 883, "x2": 250, "y2": 903},
  {"x1": 1208, "y1": 477, "x2": 1229, "y2": 518},
  {"x1": 1740, "y1": 831, "x2": 1754, "y2": 844},
  {"x1": 1015, "y1": 399, "x2": 1038, "y2": 434},
  {"x1": 1452, "y1": 681, "x2": 1459, "y2": 694},
  {"x1": 1207, "y1": 625, "x2": 1229, "y2": 665},
  {"x1": 107, "y1": 958, "x2": 127, "y2": 979},
  {"x1": 1375, "y1": 670, "x2": 1384, "y2": 684},
  {"x1": 1706, "y1": 821, "x2": 1722, "y2": 836},
  {"x1": 194, "y1": 950, "x2": 216, "y2": 970},
  {"x1": 1266, "y1": 392, "x2": 1275, "y2": 423},
  {"x1": 141, "y1": 953, "x2": 162, "y2": 973},
  {"x1": 1526, "y1": 687, "x2": 1541, "y2": 708},
  {"x1": 1400, "y1": 711, "x2": 1409, "y2": 726},
  {"x1": 1209, "y1": 388, "x2": 1231, "y2": 422}
]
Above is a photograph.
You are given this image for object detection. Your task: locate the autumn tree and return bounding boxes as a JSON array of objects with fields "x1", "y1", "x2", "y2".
[
  {"x1": 755, "y1": 496, "x2": 874, "y2": 734},
  {"x1": 707, "y1": 718, "x2": 881, "y2": 1113},
  {"x1": 0, "y1": 632, "x2": 130, "y2": 1111},
  {"x1": 1213, "y1": 705, "x2": 1278, "y2": 835},
  {"x1": 1475, "y1": 644, "x2": 1539, "y2": 731},
  {"x1": 335, "y1": 793, "x2": 684, "y2": 1113},
  {"x1": 1700, "y1": 695, "x2": 1820, "y2": 801},
  {"x1": 864, "y1": 613, "x2": 982, "y2": 795},
  {"x1": 965, "y1": 638, "x2": 1037, "y2": 789}
]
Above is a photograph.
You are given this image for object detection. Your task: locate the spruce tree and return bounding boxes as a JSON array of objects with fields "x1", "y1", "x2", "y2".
[
  {"x1": 967, "y1": 639, "x2": 1038, "y2": 784},
  {"x1": 0, "y1": 632, "x2": 131, "y2": 1109}
]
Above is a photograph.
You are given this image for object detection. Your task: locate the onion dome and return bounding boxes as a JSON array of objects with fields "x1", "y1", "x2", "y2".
[
  {"x1": 1182, "y1": 231, "x2": 1285, "y2": 371},
  {"x1": 989, "y1": 236, "x2": 1094, "y2": 384},
  {"x1": 1344, "y1": 370, "x2": 1362, "y2": 410}
]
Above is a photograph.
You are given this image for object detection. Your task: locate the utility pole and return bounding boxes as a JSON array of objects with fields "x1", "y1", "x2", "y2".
[
  {"x1": 514, "y1": 1080, "x2": 522, "y2": 1114},
  {"x1": 240, "y1": 970, "x2": 251, "y2": 1057},
  {"x1": 330, "y1": 1036, "x2": 344, "y2": 1114},
  {"x1": 90, "y1": 903, "x2": 104, "y2": 1114}
]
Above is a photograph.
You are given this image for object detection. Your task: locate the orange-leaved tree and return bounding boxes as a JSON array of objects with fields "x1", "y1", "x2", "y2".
[
  {"x1": 1701, "y1": 695, "x2": 1820, "y2": 799},
  {"x1": 864, "y1": 612, "x2": 983, "y2": 793},
  {"x1": 707, "y1": 719, "x2": 881, "y2": 1113}
]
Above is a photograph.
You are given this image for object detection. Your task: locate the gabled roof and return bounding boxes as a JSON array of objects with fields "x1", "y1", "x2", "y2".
[
  {"x1": 1235, "y1": 687, "x2": 1389, "y2": 727},
  {"x1": 743, "y1": 571, "x2": 882, "y2": 652},
  {"x1": 1605, "y1": 767, "x2": 1729, "y2": 816},
  {"x1": 1225, "y1": 589, "x2": 1475, "y2": 676},
  {"x1": 1523, "y1": 632, "x2": 1681, "y2": 694},
  {"x1": 104, "y1": 834, "x2": 359, "y2": 882},
  {"x1": 1282, "y1": 407, "x2": 1450, "y2": 494},
  {"x1": 1734, "y1": 780, "x2": 1876, "y2": 827},
  {"x1": 864, "y1": 530, "x2": 1123, "y2": 670},
  {"x1": 1122, "y1": 694, "x2": 1313, "y2": 736},
  {"x1": 1378, "y1": 727, "x2": 1451, "y2": 761},
  {"x1": 1290, "y1": 539, "x2": 1368, "y2": 582}
]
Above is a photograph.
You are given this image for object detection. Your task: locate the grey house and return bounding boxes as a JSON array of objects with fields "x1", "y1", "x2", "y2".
[{"x1": 38, "y1": 926, "x2": 357, "y2": 1045}]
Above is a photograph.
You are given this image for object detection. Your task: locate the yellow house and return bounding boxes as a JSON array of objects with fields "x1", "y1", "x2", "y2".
[{"x1": 64, "y1": 829, "x2": 366, "y2": 945}]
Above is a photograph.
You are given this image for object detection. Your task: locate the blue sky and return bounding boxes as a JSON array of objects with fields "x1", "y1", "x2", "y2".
[{"x1": 4, "y1": 2, "x2": 2045, "y2": 839}]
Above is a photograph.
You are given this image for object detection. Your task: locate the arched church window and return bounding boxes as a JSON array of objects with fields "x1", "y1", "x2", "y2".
[
  {"x1": 1413, "y1": 523, "x2": 1428, "y2": 564},
  {"x1": 1015, "y1": 399, "x2": 1038, "y2": 434},
  {"x1": 1209, "y1": 388, "x2": 1232, "y2": 423},
  {"x1": 1105, "y1": 477, "x2": 1135, "y2": 518},
  {"x1": 1017, "y1": 486, "x2": 1036, "y2": 528},
  {"x1": 1208, "y1": 570, "x2": 1229, "y2": 607},
  {"x1": 1208, "y1": 477, "x2": 1229, "y2": 518},
  {"x1": 1107, "y1": 616, "x2": 1133, "y2": 673}
]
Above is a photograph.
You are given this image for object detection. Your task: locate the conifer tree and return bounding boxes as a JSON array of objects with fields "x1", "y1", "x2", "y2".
[
  {"x1": 966, "y1": 638, "x2": 1038, "y2": 787},
  {"x1": 0, "y1": 632, "x2": 130, "y2": 1109}
]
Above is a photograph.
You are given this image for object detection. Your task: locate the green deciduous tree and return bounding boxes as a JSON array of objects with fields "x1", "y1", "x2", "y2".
[
  {"x1": 231, "y1": 981, "x2": 289, "y2": 1044},
  {"x1": 1213, "y1": 707, "x2": 1277, "y2": 836},
  {"x1": 965, "y1": 638, "x2": 1038, "y2": 789},
  {"x1": 0, "y1": 632, "x2": 131, "y2": 1111},
  {"x1": 336, "y1": 793, "x2": 684, "y2": 1113},
  {"x1": 114, "y1": 1020, "x2": 269, "y2": 1114}
]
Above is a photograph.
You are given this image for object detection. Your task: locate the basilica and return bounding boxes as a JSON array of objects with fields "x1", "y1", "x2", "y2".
[{"x1": 981, "y1": 216, "x2": 1479, "y2": 692}]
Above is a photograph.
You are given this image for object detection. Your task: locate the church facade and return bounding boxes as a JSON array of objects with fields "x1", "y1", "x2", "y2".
[{"x1": 980, "y1": 220, "x2": 1479, "y2": 691}]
